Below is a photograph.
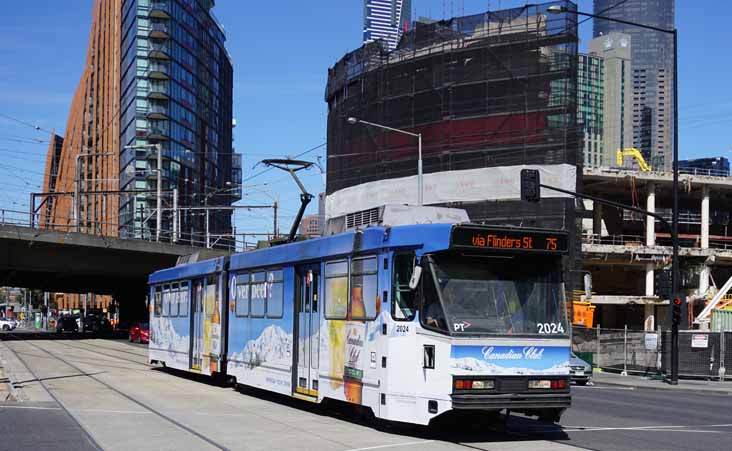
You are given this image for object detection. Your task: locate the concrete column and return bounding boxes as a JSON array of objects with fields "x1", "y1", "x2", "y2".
[
  {"x1": 592, "y1": 202, "x2": 602, "y2": 236},
  {"x1": 646, "y1": 182, "x2": 656, "y2": 246},
  {"x1": 699, "y1": 265, "x2": 711, "y2": 297},
  {"x1": 645, "y1": 263, "x2": 655, "y2": 297},
  {"x1": 701, "y1": 185, "x2": 710, "y2": 249},
  {"x1": 644, "y1": 304, "x2": 655, "y2": 331}
]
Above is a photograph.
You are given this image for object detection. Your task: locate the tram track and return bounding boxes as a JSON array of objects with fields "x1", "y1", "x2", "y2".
[{"x1": 4, "y1": 335, "x2": 231, "y2": 451}]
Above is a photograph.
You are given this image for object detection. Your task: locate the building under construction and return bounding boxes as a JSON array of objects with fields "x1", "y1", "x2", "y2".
[{"x1": 325, "y1": 2, "x2": 581, "y2": 242}]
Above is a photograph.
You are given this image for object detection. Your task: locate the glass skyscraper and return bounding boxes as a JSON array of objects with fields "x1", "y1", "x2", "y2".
[
  {"x1": 43, "y1": 0, "x2": 240, "y2": 248},
  {"x1": 118, "y1": 0, "x2": 240, "y2": 244},
  {"x1": 593, "y1": 0, "x2": 675, "y2": 171},
  {"x1": 363, "y1": 0, "x2": 412, "y2": 50}
]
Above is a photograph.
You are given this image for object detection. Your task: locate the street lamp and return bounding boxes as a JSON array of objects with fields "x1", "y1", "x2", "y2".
[
  {"x1": 548, "y1": 4, "x2": 680, "y2": 384},
  {"x1": 347, "y1": 117, "x2": 424, "y2": 206},
  {"x1": 124, "y1": 143, "x2": 163, "y2": 241}
]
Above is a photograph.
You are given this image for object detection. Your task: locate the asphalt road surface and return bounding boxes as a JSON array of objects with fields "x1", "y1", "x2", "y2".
[{"x1": 0, "y1": 336, "x2": 729, "y2": 451}]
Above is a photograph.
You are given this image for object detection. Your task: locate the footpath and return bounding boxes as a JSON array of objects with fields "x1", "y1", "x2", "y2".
[{"x1": 591, "y1": 370, "x2": 732, "y2": 394}]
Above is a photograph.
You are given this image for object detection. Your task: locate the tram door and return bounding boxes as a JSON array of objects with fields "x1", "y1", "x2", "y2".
[
  {"x1": 294, "y1": 266, "x2": 320, "y2": 398},
  {"x1": 190, "y1": 279, "x2": 204, "y2": 371}
]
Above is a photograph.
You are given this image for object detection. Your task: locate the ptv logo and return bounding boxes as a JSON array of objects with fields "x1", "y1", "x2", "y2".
[{"x1": 453, "y1": 321, "x2": 472, "y2": 332}]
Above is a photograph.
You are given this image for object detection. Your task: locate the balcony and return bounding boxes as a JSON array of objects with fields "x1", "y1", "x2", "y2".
[
  {"x1": 148, "y1": 23, "x2": 170, "y2": 39},
  {"x1": 148, "y1": 42, "x2": 171, "y2": 60},
  {"x1": 146, "y1": 103, "x2": 169, "y2": 120},
  {"x1": 146, "y1": 125, "x2": 169, "y2": 141},
  {"x1": 147, "y1": 63, "x2": 169, "y2": 80},
  {"x1": 147, "y1": 81, "x2": 170, "y2": 100},
  {"x1": 149, "y1": 1, "x2": 171, "y2": 19}
]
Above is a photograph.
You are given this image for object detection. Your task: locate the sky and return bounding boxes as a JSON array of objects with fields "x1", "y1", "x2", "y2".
[{"x1": 0, "y1": 0, "x2": 729, "y2": 245}]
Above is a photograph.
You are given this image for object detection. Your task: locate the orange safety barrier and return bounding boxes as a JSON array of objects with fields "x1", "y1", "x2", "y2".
[{"x1": 572, "y1": 301, "x2": 596, "y2": 328}]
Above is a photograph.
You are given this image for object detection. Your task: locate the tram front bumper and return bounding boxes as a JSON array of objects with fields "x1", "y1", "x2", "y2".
[{"x1": 450, "y1": 392, "x2": 571, "y2": 410}]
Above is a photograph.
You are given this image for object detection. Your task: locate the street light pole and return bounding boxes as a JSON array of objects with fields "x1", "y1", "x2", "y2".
[
  {"x1": 548, "y1": 4, "x2": 680, "y2": 384},
  {"x1": 347, "y1": 117, "x2": 423, "y2": 206}
]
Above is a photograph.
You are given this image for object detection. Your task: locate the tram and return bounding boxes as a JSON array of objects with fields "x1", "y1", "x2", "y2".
[{"x1": 148, "y1": 223, "x2": 571, "y2": 425}]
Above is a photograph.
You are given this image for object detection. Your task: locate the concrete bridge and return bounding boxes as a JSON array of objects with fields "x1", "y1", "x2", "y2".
[{"x1": 0, "y1": 224, "x2": 228, "y2": 319}]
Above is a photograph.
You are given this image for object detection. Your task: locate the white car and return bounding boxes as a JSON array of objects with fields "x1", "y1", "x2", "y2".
[{"x1": 0, "y1": 318, "x2": 17, "y2": 331}]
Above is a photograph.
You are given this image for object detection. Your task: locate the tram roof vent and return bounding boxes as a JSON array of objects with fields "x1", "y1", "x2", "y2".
[{"x1": 326, "y1": 204, "x2": 469, "y2": 234}]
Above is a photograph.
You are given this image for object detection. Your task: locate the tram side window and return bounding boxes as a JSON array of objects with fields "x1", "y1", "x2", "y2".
[
  {"x1": 179, "y1": 282, "x2": 189, "y2": 317},
  {"x1": 250, "y1": 272, "x2": 266, "y2": 318},
  {"x1": 392, "y1": 253, "x2": 416, "y2": 320},
  {"x1": 235, "y1": 274, "x2": 249, "y2": 317},
  {"x1": 325, "y1": 260, "x2": 348, "y2": 319},
  {"x1": 351, "y1": 257, "x2": 378, "y2": 320},
  {"x1": 170, "y1": 284, "x2": 179, "y2": 317},
  {"x1": 154, "y1": 286, "x2": 162, "y2": 316},
  {"x1": 266, "y1": 270, "x2": 284, "y2": 318},
  {"x1": 162, "y1": 284, "x2": 171, "y2": 317}
]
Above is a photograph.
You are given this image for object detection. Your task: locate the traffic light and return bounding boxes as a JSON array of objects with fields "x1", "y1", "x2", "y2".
[
  {"x1": 672, "y1": 297, "x2": 682, "y2": 325},
  {"x1": 520, "y1": 169, "x2": 540, "y2": 202}
]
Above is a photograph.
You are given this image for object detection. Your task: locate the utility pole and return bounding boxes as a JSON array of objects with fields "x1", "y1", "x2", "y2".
[
  {"x1": 172, "y1": 187, "x2": 178, "y2": 243},
  {"x1": 273, "y1": 200, "x2": 278, "y2": 238},
  {"x1": 156, "y1": 142, "x2": 162, "y2": 242}
]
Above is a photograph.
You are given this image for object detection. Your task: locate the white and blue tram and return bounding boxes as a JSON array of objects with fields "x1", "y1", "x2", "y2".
[{"x1": 148, "y1": 223, "x2": 572, "y2": 425}]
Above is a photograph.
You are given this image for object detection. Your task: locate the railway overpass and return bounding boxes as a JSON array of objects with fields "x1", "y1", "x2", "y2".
[{"x1": 0, "y1": 224, "x2": 228, "y2": 319}]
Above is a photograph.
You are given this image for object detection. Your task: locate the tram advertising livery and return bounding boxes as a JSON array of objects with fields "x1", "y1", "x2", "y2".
[{"x1": 148, "y1": 223, "x2": 571, "y2": 425}]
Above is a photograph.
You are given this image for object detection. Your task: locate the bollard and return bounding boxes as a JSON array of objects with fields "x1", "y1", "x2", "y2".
[
  {"x1": 622, "y1": 324, "x2": 628, "y2": 376},
  {"x1": 596, "y1": 323, "x2": 601, "y2": 369}
]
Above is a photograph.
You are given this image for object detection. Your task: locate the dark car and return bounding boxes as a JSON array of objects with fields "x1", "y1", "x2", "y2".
[
  {"x1": 82, "y1": 314, "x2": 113, "y2": 334},
  {"x1": 56, "y1": 315, "x2": 79, "y2": 333},
  {"x1": 570, "y1": 352, "x2": 592, "y2": 385},
  {"x1": 129, "y1": 322, "x2": 149, "y2": 344}
]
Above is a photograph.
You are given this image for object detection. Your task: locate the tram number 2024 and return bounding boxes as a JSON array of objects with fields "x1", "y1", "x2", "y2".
[{"x1": 537, "y1": 323, "x2": 565, "y2": 334}]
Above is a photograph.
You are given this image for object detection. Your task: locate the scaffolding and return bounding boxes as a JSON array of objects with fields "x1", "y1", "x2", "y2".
[{"x1": 325, "y1": 1, "x2": 581, "y2": 230}]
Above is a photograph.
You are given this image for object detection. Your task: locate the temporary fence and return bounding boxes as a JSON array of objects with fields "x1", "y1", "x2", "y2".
[{"x1": 572, "y1": 326, "x2": 731, "y2": 381}]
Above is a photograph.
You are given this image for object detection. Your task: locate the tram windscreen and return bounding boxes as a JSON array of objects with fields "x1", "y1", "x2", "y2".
[{"x1": 424, "y1": 255, "x2": 568, "y2": 336}]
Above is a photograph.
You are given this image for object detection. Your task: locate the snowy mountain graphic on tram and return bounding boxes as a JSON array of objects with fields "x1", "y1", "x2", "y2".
[{"x1": 229, "y1": 325, "x2": 293, "y2": 369}]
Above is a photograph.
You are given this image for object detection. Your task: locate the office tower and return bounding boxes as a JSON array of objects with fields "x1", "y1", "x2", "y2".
[
  {"x1": 42, "y1": 0, "x2": 240, "y2": 247},
  {"x1": 578, "y1": 32, "x2": 633, "y2": 168},
  {"x1": 593, "y1": 0, "x2": 675, "y2": 171},
  {"x1": 363, "y1": 0, "x2": 412, "y2": 50}
]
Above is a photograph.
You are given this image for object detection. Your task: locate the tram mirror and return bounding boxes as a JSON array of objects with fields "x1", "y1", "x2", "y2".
[
  {"x1": 409, "y1": 266, "x2": 423, "y2": 291},
  {"x1": 583, "y1": 273, "x2": 593, "y2": 300}
]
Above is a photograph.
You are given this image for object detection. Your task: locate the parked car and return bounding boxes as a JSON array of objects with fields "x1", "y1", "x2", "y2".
[
  {"x1": 129, "y1": 322, "x2": 149, "y2": 344},
  {"x1": 56, "y1": 315, "x2": 79, "y2": 333},
  {"x1": 570, "y1": 352, "x2": 592, "y2": 385},
  {"x1": 0, "y1": 317, "x2": 17, "y2": 331}
]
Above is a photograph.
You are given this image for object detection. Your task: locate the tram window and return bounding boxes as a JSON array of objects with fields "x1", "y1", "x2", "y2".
[
  {"x1": 392, "y1": 253, "x2": 416, "y2": 321},
  {"x1": 421, "y1": 268, "x2": 447, "y2": 331},
  {"x1": 179, "y1": 282, "x2": 189, "y2": 317},
  {"x1": 351, "y1": 257, "x2": 378, "y2": 320},
  {"x1": 266, "y1": 270, "x2": 284, "y2": 318},
  {"x1": 162, "y1": 284, "x2": 171, "y2": 317},
  {"x1": 235, "y1": 274, "x2": 249, "y2": 317},
  {"x1": 169, "y1": 285, "x2": 178, "y2": 317},
  {"x1": 250, "y1": 272, "x2": 266, "y2": 317},
  {"x1": 154, "y1": 286, "x2": 162, "y2": 316},
  {"x1": 325, "y1": 260, "x2": 348, "y2": 319}
]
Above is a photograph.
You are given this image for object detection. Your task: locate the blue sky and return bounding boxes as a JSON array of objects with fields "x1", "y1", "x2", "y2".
[{"x1": 0, "y1": 1, "x2": 729, "y2": 242}]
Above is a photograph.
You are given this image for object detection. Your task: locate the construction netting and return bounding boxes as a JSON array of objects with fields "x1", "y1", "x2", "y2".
[{"x1": 325, "y1": 1, "x2": 581, "y2": 232}]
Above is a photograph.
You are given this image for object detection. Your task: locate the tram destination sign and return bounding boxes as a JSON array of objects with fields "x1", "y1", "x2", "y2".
[{"x1": 451, "y1": 226, "x2": 569, "y2": 253}]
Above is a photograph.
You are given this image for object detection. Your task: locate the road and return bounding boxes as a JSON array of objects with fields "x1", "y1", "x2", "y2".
[{"x1": 0, "y1": 336, "x2": 730, "y2": 451}]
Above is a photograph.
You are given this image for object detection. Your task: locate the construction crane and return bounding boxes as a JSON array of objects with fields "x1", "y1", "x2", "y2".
[{"x1": 617, "y1": 148, "x2": 652, "y2": 172}]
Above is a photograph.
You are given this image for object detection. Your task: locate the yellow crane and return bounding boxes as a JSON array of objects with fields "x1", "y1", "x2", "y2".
[{"x1": 616, "y1": 148, "x2": 652, "y2": 172}]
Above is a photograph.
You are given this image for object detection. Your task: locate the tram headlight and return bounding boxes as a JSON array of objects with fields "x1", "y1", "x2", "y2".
[
  {"x1": 528, "y1": 380, "x2": 551, "y2": 389},
  {"x1": 454, "y1": 379, "x2": 494, "y2": 390}
]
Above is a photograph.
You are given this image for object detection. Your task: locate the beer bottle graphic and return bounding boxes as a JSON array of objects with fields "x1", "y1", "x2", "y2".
[
  {"x1": 210, "y1": 298, "x2": 221, "y2": 373},
  {"x1": 344, "y1": 285, "x2": 365, "y2": 404}
]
